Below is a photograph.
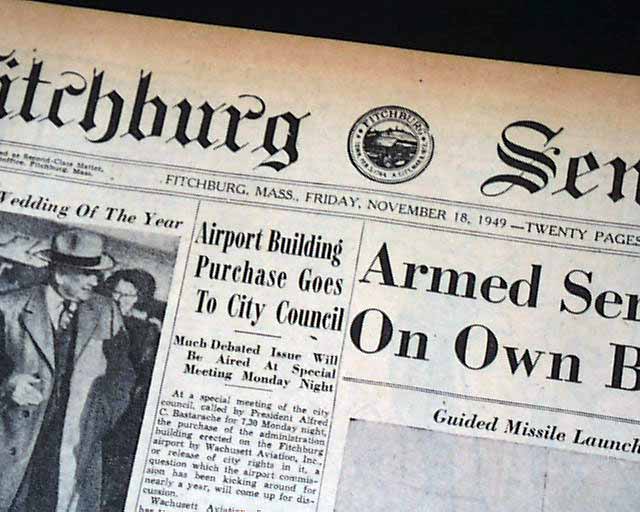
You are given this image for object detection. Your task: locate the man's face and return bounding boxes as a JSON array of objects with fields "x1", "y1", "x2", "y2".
[
  {"x1": 54, "y1": 266, "x2": 100, "y2": 302},
  {"x1": 112, "y1": 279, "x2": 138, "y2": 316}
]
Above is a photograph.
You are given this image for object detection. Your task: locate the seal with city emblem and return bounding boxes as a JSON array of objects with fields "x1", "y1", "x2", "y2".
[{"x1": 348, "y1": 105, "x2": 434, "y2": 184}]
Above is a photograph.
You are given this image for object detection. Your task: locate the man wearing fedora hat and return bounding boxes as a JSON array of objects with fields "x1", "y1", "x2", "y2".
[{"x1": 0, "y1": 228, "x2": 135, "y2": 512}]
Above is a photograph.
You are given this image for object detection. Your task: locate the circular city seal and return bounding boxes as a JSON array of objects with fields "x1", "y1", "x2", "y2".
[{"x1": 348, "y1": 105, "x2": 434, "y2": 184}]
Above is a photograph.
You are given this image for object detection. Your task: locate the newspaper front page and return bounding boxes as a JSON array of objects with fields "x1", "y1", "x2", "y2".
[{"x1": 0, "y1": 2, "x2": 638, "y2": 511}]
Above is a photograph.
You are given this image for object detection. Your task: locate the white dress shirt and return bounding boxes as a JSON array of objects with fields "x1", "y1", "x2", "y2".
[{"x1": 45, "y1": 285, "x2": 77, "y2": 330}]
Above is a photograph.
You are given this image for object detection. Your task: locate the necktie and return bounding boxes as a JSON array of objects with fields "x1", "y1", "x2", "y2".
[{"x1": 58, "y1": 299, "x2": 76, "y2": 332}]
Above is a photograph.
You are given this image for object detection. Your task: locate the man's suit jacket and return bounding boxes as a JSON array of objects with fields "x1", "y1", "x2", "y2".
[{"x1": 0, "y1": 284, "x2": 135, "y2": 512}]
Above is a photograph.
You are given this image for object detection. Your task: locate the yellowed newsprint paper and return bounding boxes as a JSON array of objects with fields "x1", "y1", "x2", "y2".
[{"x1": 0, "y1": 1, "x2": 638, "y2": 511}]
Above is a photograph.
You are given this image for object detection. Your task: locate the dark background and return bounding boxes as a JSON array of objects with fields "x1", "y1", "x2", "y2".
[{"x1": 34, "y1": 2, "x2": 640, "y2": 76}]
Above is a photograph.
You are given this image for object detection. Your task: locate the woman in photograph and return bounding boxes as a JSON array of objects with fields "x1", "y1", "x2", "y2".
[{"x1": 99, "y1": 268, "x2": 164, "y2": 511}]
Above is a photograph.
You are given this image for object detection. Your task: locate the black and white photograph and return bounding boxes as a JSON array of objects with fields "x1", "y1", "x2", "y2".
[
  {"x1": 335, "y1": 419, "x2": 640, "y2": 511},
  {"x1": 0, "y1": 210, "x2": 179, "y2": 512}
]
